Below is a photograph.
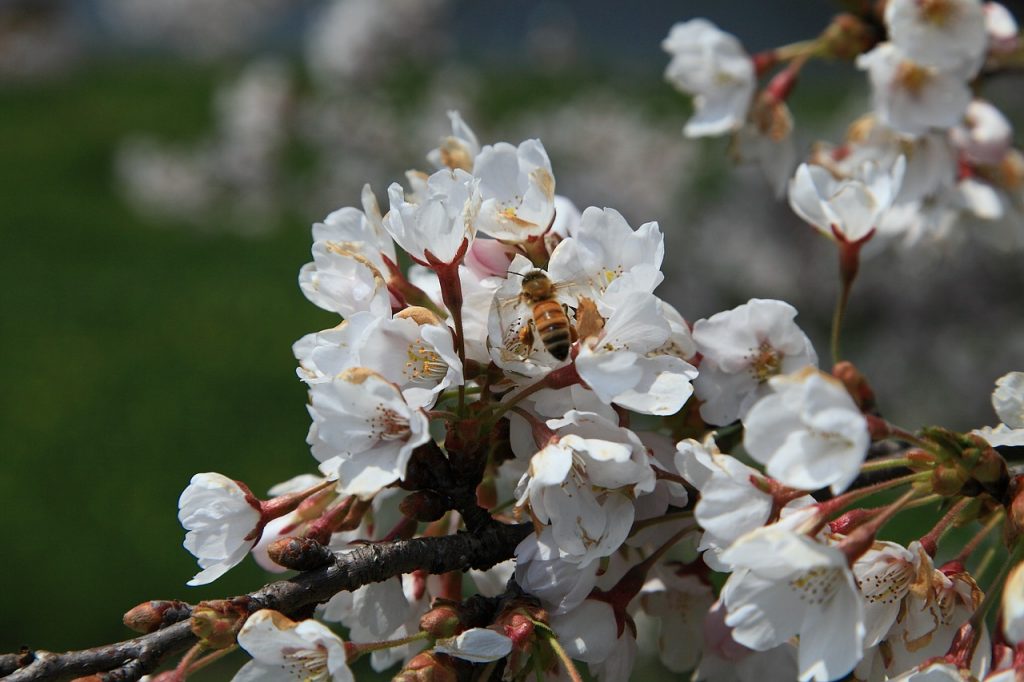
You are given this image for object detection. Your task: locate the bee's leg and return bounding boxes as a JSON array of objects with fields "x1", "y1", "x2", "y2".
[
  {"x1": 565, "y1": 304, "x2": 579, "y2": 342},
  {"x1": 519, "y1": 321, "x2": 535, "y2": 349}
]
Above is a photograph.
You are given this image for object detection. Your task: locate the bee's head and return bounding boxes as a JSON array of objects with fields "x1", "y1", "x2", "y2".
[{"x1": 521, "y1": 270, "x2": 554, "y2": 300}]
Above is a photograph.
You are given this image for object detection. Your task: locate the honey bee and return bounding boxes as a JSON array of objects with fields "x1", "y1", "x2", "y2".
[{"x1": 516, "y1": 270, "x2": 574, "y2": 361}]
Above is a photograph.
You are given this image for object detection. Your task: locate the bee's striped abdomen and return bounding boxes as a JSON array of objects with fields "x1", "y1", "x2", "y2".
[{"x1": 533, "y1": 300, "x2": 571, "y2": 361}]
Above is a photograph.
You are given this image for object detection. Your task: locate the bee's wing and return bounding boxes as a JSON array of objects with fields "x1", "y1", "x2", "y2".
[{"x1": 547, "y1": 279, "x2": 590, "y2": 312}]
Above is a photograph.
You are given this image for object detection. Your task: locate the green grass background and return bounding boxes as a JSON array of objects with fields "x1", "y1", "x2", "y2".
[{"x1": 0, "y1": 61, "x2": 340, "y2": 670}]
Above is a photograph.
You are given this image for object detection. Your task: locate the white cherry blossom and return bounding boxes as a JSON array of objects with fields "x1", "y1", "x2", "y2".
[
  {"x1": 662, "y1": 19, "x2": 755, "y2": 137},
  {"x1": 514, "y1": 528, "x2": 599, "y2": 614},
  {"x1": 951, "y1": 100, "x2": 1014, "y2": 166},
  {"x1": 743, "y1": 367, "x2": 870, "y2": 494},
  {"x1": 575, "y1": 291, "x2": 698, "y2": 415},
  {"x1": 885, "y1": 0, "x2": 987, "y2": 73},
  {"x1": 307, "y1": 368, "x2": 430, "y2": 498},
  {"x1": 788, "y1": 156, "x2": 906, "y2": 242},
  {"x1": 676, "y1": 437, "x2": 814, "y2": 570},
  {"x1": 427, "y1": 110, "x2": 479, "y2": 172},
  {"x1": 985, "y1": 2, "x2": 1020, "y2": 53},
  {"x1": 696, "y1": 601, "x2": 800, "y2": 682},
  {"x1": 551, "y1": 599, "x2": 637, "y2": 682},
  {"x1": 299, "y1": 186, "x2": 395, "y2": 318},
  {"x1": 473, "y1": 138, "x2": 556, "y2": 241},
  {"x1": 692, "y1": 298, "x2": 817, "y2": 426},
  {"x1": 320, "y1": 571, "x2": 429, "y2": 672},
  {"x1": 233, "y1": 610, "x2": 353, "y2": 682},
  {"x1": 991, "y1": 371, "x2": 1024, "y2": 429},
  {"x1": 857, "y1": 43, "x2": 973, "y2": 137},
  {"x1": 878, "y1": 563, "x2": 983, "y2": 676},
  {"x1": 720, "y1": 526, "x2": 866, "y2": 682},
  {"x1": 295, "y1": 309, "x2": 461, "y2": 409},
  {"x1": 974, "y1": 371, "x2": 1024, "y2": 446},
  {"x1": 548, "y1": 206, "x2": 664, "y2": 304},
  {"x1": 178, "y1": 472, "x2": 262, "y2": 586},
  {"x1": 384, "y1": 168, "x2": 480, "y2": 265},
  {"x1": 628, "y1": 431, "x2": 691, "y2": 548},
  {"x1": 640, "y1": 567, "x2": 714, "y2": 673},
  {"x1": 516, "y1": 410, "x2": 655, "y2": 566},
  {"x1": 420, "y1": 262, "x2": 504, "y2": 365},
  {"x1": 530, "y1": 383, "x2": 619, "y2": 425},
  {"x1": 810, "y1": 119, "x2": 955, "y2": 209},
  {"x1": 550, "y1": 194, "x2": 582, "y2": 239},
  {"x1": 299, "y1": 248, "x2": 391, "y2": 320},
  {"x1": 852, "y1": 540, "x2": 920, "y2": 646}
]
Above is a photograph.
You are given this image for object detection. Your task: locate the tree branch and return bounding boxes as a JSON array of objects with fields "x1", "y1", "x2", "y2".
[{"x1": 3, "y1": 521, "x2": 531, "y2": 682}]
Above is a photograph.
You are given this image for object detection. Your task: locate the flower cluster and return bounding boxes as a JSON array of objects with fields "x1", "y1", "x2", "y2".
[
  {"x1": 168, "y1": 104, "x2": 1024, "y2": 680},
  {"x1": 158, "y1": 6, "x2": 1024, "y2": 681}
]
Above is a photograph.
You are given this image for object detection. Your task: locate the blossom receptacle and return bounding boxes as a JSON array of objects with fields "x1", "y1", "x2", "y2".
[
  {"x1": 419, "y1": 602, "x2": 465, "y2": 639},
  {"x1": 832, "y1": 360, "x2": 877, "y2": 413},
  {"x1": 190, "y1": 599, "x2": 247, "y2": 649}
]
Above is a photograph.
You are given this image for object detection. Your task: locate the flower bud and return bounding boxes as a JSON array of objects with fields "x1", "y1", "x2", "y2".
[
  {"x1": 906, "y1": 448, "x2": 936, "y2": 468},
  {"x1": 420, "y1": 602, "x2": 465, "y2": 638},
  {"x1": 337, "y1": 498, "x2": 372, "y2": 532},
  {"x1": 393, "y1": 651, "x2": 459, "y2": 682},
  {"x1": 495, "y1": 600, "x2": 547, "y2": 651},
  {"x1": 267, "y1": 536, "x2": 334, "y2": 571},
  {"x1": 832, "y1": 361, "x2": 876, "y2": 413},
  {"x1": 963, "y1": 439, "x2": 1008, "y2": 486},
  {"x1": 190, "y1": 600, "x2": 246, "y2": 649},
  {"x1": 400, "y1": 490, "x2": 449, "y2": 523},
  {"x1": 828, "y1": 508, "x2": 873, "y2": 535},
  {"x1": 123, "y1": 600, "x2": 191, "y2": 634},
  {"x1": 294, "y1": 486, "x2": 338, "y2": 521},
  {"x1": 500, "y1": 612, "x2": 535, "y2": 649},
  {"x1": 932, "y1": 463, "x2": 969, "y2": 497}
]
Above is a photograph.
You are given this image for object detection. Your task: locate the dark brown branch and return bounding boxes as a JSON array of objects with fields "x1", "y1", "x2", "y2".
[
  {"x1": 0, "y1": 654, "x2": 33, "y2": 678},
  {"x1": 3, "y1": 521, "x2": 531, "y2": 682}
]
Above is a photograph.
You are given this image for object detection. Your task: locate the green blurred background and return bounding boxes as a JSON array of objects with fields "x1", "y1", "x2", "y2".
[{"x1": 2, "y1": 1, "x2": 1024, "y2": 679}]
